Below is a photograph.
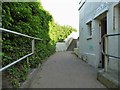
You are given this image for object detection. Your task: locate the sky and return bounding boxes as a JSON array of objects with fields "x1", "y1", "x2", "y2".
[{"x1": 41, "y1": 0, "x2": 80, "y2": 30}]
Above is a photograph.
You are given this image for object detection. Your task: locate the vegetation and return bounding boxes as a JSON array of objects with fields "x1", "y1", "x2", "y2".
[
  {"x1": 49, "y1": 23, "x2": 76, "y2": 42},
  {"x1": 2, "y1": 1, "x2": 77, "y2": 88}
]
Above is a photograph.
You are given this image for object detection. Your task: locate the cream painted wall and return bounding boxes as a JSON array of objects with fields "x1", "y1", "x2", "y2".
[{"x1": 79, "y1": 1, "x2": 120, "y2": 70}]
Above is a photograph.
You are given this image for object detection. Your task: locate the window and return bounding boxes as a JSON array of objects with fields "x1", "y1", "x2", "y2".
[{"x1": 87, "y1": 21, "x2": 92, "y2": 36}]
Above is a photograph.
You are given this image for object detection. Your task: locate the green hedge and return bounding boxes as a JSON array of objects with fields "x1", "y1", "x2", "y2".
[{"x1": 2, "y1": 2, "x2": 77, "y2": 88}]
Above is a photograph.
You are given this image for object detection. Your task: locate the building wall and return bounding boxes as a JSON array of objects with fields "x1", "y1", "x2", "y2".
[
  {"x1": 79, "y1": 1, "x2": 120, "y2": 70},
  {"x1": 107, "y1": 3, "x2": 119, "y2": 72}
]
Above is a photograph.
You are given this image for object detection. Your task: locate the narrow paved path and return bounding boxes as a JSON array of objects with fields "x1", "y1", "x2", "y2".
[{"x1": 29, "y1": 51, "x2": 105, "y2": 88}]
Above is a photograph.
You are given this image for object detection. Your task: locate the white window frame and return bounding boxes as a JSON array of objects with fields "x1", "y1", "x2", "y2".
[{"x1": 86, "y1": 21, "x2": 92, "y2": 40}]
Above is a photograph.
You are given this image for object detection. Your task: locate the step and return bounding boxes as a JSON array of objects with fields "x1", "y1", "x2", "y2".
[{"x1": 97, "y1": 69, "x2": 120, "y2": 88}]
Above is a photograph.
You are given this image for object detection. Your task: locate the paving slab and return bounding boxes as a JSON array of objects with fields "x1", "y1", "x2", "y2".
[{"x1": 29, "y1": 51, "x2": 106, "y2": 88}]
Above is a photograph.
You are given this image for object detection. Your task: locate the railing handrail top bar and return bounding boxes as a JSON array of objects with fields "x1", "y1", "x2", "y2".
[
  {"x1": 0, "y1": 28, "x2": 42, "y2": 40},
  {"x1": 107, "y1": 33, "x2": 120, "y2": 37},
  {"x1": 103, "y1": 33, "x2": 120, "y2": 37}
]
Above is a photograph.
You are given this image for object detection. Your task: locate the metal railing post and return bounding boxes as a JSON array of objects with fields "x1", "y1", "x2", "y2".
[
  {"x1": 32, "y1": 39, "x2": 35, "y2": 53},
  {"x1": 105, "y1": 36, "x2": 108, "y2": 72},
  {"x1": 27, "y1": 57, "x2": 30, "y2": 67}
]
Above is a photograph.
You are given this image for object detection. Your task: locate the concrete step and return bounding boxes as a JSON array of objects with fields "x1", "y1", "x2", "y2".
[{"x1": 97, "y1": 69, "x2": 120, "y2": 88}]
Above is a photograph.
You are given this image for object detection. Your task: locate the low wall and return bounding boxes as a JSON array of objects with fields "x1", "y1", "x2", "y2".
[{"x1": 56, "y1": 42, "x2": 67, "y2": 51}]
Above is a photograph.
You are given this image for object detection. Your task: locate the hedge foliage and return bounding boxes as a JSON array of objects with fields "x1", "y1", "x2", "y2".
[{"x1": 2, "y1": 2, "x2": 77, "y2": 88}]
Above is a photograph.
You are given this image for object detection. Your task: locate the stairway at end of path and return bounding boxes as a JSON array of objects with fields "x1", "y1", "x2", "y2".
[{"x1": 67, "y1": 39, "x2": 77, "y2": 51}]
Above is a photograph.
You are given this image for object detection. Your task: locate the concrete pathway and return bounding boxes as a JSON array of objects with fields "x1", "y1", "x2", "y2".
[{"x1": 29, "y1": 51, "x2": 105, "y2": 88}]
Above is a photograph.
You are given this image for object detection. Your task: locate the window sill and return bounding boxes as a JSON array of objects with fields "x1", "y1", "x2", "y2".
[{"x1": 86, "y1": 36, "x2": 92, "y2": 40}]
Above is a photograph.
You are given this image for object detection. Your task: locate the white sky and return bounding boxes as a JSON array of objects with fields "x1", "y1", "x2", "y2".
[{"x1": 41, "y1": 0, "x2": 80, "y2": 30}]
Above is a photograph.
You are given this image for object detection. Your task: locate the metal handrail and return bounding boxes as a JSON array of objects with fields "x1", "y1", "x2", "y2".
[
  {"x1": 101, "y1": 33, "x2": 120, "y2": 59},
  {"x1": 0, "y1": 28, "x2": 42, "y2": 72},
  {"x1": 101, "y1": 33, "x2": 120, "y2": 71},
  {"x1": 0, "y1": 28, "x2": 42, "y2": 40}
]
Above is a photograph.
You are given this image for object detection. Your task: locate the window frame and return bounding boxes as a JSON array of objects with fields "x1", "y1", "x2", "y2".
[{"x1": 86, "y1": 21, "x2": 92, "y2": 40}]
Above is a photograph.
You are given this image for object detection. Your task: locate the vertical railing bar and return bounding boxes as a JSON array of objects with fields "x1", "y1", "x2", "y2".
[
  {"x1": 105, "y1": 36, "x2": 108, "y2": 72},
  {"x1": 32, "y1": 39, "x2": 35, "y2": 53},
  {"x1": 27, "y1": 57, "x2": 29, "y2": 67}
]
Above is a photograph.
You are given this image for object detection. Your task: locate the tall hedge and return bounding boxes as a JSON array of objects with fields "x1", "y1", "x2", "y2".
[{"x1": 2, "y1": 2, "x2": 76, "y2": 88}]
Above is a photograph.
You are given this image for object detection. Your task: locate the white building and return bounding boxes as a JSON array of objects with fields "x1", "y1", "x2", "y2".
[{"x1": 78, "y1": 0, "x2": 120, "y2": 88}]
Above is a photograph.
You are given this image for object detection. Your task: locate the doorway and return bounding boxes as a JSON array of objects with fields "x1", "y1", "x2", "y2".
[{"x1": 100, "y1": 17, "x2": 107, "y2": 68}]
